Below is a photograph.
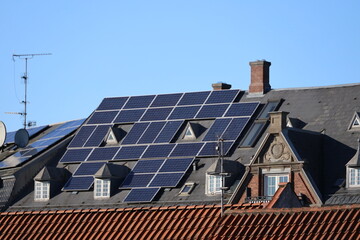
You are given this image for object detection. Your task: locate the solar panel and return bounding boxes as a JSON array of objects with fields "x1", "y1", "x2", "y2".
[
  {"x1": 87, "y1": 147, "x2": 119, "y2": 161},
  {"x1": 132, "y1": 159, "x2": 165, "y2": 173},
  {"x1": 74, "y1": 162, "x2": 107, "y2": 176},
  {"x1": 113, "y1": 109, "x2": 146, "y2": 123},
  {"x1": 205, "y1": 89, "x2": 239, "y2": 104},
  {"x1": 137, "y1": 121, "x2": 166, "y2": 144},
  {"x1": 169, "y1": 143, "x2": 204, "y2": 157},
  {"x1": 177, "y1": 91, "x2": 210, "y2": 106},
  {"x1": 168, "y1": 106, "x2": 201, "y2": 120},
  {"x1": 149, "y1": 173, "x2": 184, "y2": 187},
  {"x1": 68, "y1": 126, "x2": 96, "y2": 148},
  {"x1": 198, "y1": 141, "x2": 234, "y2": 156},
  {"x1": 140, "y1": 107, "x2": 173, "y2": 121},
  {"x1": 123, "y1": 95, "x2": 155, "y2": 109},
  {"x1": 113, "y1": 145, "x2": 147, "y2": 160},
  {"x1": 63, "y1": 176, "x2": 94, "y2": 191},
  {"x1": 4, "y1": 131, "x2": 15, "y2": 144},
  {"x1": 58, "y1": 119, "x2": 85, "y2": 129},
  {"x1": 121, "y1": 122, "x2": 150, "y2": 145},
  {"x1": 123, "y1": 188, "x2": 160, "y2": 202},
  {"x1": 141, "y1": 144, "x2": 175, "y2": 159},
  {"x1": 224, "y1": 102, "x2": 260, "y2": 117},
  {"x1": 154, "y1": 120, "x2": 184, "y2": 143},
  {"x1": 159, "y1": 158, "x2": 193, "y2": 172},
  {"x1": 222, "y1": 117, "x2": 249, "y2": 140},
  {"x1": 22, "y1": 147, "x2": 46, "y2": 157},
  {"x1": 121, "y1": 173, "x2": 155, "y2": 188},
  {"x1": 59, "y1": 148, "x2": 93, "y2": 163},
  {"x1": 202, "y1": 118, "x2": 232, "y2": 141},
  {"x1": 96, "y1": 97, "x2": 128, "y2": 110},
  {"x1": 87, "y1": 111, "x2": 118, "y2": 124},
  {"x1": 150, "y1": 93, "x2": 183, "y2": 107},
  {"x1": 83, "y1": 125, "x2": 111, "y2": 147},
  {"x1": 195, "y1": 104, "x2": 229, "y2": 119},
  {"x1": 28, "y1": 136, "x2": 62, "y2": 148},
  {"x1": 5, "y1": 125, "x2": 48, "y2": 144}
]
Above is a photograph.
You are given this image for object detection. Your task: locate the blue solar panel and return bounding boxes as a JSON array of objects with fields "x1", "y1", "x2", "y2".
[
  {"x1": 169, "y1": 143, "x2": 204, "y2": 157},
  {"x1": 87, "y1": 111, "x2": 118, "y2": 124},
  {"x1": 97, "y1": 97, "x2": 128, "y2": 110},
  {"x1": 63, "y1": 176, "x2": 94, "y2": 191},
  {"x1": 159, "y1": 158, "x2": 193, "y2": 172},
  {"x1": 195, "y1": 104, "x2": 229, "y2": 119},
  {"x1": 224, "y1": 102, "x2": 260, "y2": 117},
  {"x1": 154, "y1": 120, "x2": 184, "y2": 143},
  {"x1": 22, "y1": 147, "x2": 46, "y2": 157},
  {"x1": 68, "y1": 126, "x2": 96, "y2": 148},
  {"x1": 198, "y1": 141, "x2": 234, "y2": 156},
  {"x1": 113, "y1": 145, "x2": 147, "y2": 160},
  {"x1": 121, "y1": 122, "x2": 150, "y2": 145},
  {"x1": 58, "y1": 119, "x2": 85, "y2": 129},
  {"x1": 132, "y1": 159, "x2": 165, "y2": 173},
  {"x1": 123, "y1": 188, "x2": 160, "y2": 202},
  {"x1": 150, "y1": 93, "x2": 183, "y2": 107},
  {"x1": 87, "y1": 147, "x2": 119, "y2": 161},
  {"x1": 167, "y1": 106, "x2": 201, "y2": 120},
  {"x1": 222, "y1": 117, "x2": 250, "y2": 140},
  {"x1": 121, "y1": 173, "x2": 155, "y2": 188},
  {"x1": 0, "y1": 154, "x2": 30, "y2": 169},
  {"x1": 141, "y1": 144, "x2": 175, "y2": 159},
  {"x1": 202, "y1": 118, "x2": 232, "y2": 141},
  {"x1": 137, "y1": 121, "x2": 166, "y2": 144},
  {"x1": 83, "y1": 125, "x2": 111, "y2": 147},
  {"x1": 177, "y1": 91, "x2": 210, "y2": 106},
  {"x1": 59, "y1": 148, "x2": 92, "y2": 163},
  {"x1": 149, "y1": 173, "x2": 184, "y2": 187},
  {"x1": 5, "y1": 125, "x2": 48, "y2": 144},
  {"x1": 28, "y1": 136, "x2": 62, "y2": 148},
  {"x1": 74, "y1": 162, "x2": 106, "y2": 176},
  {"x1": 205, "y1": 90, "x2": 239, "y2": 104},
  {"x1": 140, "y1": 107, "x2": 173, "y2": 121},
  {"x1": 113, "y1": 109, "x2": 145, "y2": 123},
  {"x1": 4, "y1": 131, "x2": 15, "y2": 144},
  {"x1": 123, "y1": 95, "x2": 155, "y2": 109}
]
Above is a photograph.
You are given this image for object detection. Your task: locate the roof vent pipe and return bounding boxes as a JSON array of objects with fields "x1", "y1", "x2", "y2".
[
  {"x1": 212, "y1": 82, "x2": 232, "y2": 91},
  {"x1": 249, "y1": 60, "x2": 271, "y2": 94}
]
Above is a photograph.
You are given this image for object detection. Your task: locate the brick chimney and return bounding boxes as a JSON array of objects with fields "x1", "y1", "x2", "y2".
[
  {"x1": 249, "y1": 60, "x2": 271, "y2": 94},
  {"x1": 212, "y1": 82, "x2": 232, "y2": 91}
]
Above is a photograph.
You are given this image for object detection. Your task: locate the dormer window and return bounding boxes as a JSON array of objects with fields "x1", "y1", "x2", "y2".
[
  {"x1": 183, "y1": 126, "x2": 196, "y2": 140},
  {"x1": 94, "y1": 178, "x2": 110, "y2": 199},
  {"x1": 106, "y1": 128, "x2": 119, "y2": 145},
  {"x1": 206, "y1": 174, "x2": 222, "y2": 195},
  {"x1": 348, "y1": 112, "x2": 360, "y2": 131},
  {"x1": 34, "y1": 181, "x2": 50, "y2": 201},
  {"x1": 348, "y1": 168, "x2": 360, "y2": 187}
]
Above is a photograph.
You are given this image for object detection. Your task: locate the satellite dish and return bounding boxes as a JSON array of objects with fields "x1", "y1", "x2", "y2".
[
  {"x1": 15, "y1": 129, "x2": 29, "y2": 148},
  {"x1": 0, "y1": 121, "x2": 6, "y2": 147}
]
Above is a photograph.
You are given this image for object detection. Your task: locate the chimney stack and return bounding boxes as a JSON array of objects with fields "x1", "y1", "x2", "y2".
[
  {"x1": 212, "y1": 82, "x2": 232, "y2": 91},
  {"x1": 249, "y1": 60, "x2": 271, "y2": 94},
  {"x1": 268, "y1": 111, "x2": 289, "y2": 134}
]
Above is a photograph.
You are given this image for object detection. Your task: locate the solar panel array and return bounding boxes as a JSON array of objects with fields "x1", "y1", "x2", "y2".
[
  {"x1": 60, "y1": 90, "x2": 261, "y2": 200},
  {"x1": 0, "y1": 119, "x2": 85, "y2": 169}
]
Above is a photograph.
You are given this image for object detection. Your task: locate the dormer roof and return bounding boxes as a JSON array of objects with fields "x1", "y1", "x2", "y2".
[{"x1": 346, "y1": 139, "x2": 360, "y2": 167}]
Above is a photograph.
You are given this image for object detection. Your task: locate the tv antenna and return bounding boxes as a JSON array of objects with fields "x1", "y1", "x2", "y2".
[{"x1": 8, "y1": 53, "x2": 52, "y2": 129}]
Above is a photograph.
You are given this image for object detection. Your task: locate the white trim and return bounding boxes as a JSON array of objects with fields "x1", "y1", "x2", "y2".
[
  {"x1": 94, "y1": 178, "x2": 111, "y2": 199},
  {"x1": 34, "y1": 181, "x2": 50, "y2": 201},
  {"x1": 348, "y1": 167, "x2": 360, "y2": 187},
  {"x1": 206, "y1": 174, "x2": 222, "y2": 195}
]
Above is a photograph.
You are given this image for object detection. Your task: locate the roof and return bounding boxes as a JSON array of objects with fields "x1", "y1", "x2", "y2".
[{"x1": 0, "y1": 204, "x2": 358, "y2": 240}]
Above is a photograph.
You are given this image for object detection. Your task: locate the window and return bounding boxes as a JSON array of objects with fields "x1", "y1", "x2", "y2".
[
  {"x1": 183, "y1": 125, "x2": 196, "y2": 140},
  {"x1": 94, "y1": 179, "x2": 110, "y2": 198},
  {"x1": 349, "y1": 168, "x2": 360, "y2": 187},
  {"x1": 179, "y1": 182, "x2": 195, "y2": 196},
  {"x1": 264, "y1": 175, "x2": 288, "y2": 196},
  {"x1": 207, "y1": 175, "x2": 222, "y2": 194},
  {"x1": 106, "y1": 129, "x2": 118, "y2": 145},
  {"x1": 34, "y1": 181, "x2": 50, "y2": 201}
]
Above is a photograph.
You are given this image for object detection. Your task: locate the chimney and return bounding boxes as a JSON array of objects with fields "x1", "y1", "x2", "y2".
[
  {"x1": 212, "y1": 82, "x2": 232, "y2": 91},
  {"x1": 249, "y1": 60, "x2": 271, "y2": 94},
  {"x1": 268, "y1": 111, "x2": 289, "y2": 133}
]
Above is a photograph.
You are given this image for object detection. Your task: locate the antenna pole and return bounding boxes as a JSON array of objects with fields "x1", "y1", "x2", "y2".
[{"x1": 12, "y1": 53, "x2": 51, "y2": 129}]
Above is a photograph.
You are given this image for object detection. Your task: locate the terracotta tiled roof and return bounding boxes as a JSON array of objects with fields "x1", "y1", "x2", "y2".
[
  {"x1": 0, "y1": 203, "x2": 262, "y2": 240},
  {"x1": 0, "y1": 203, "x2": 359, "y2": 240}
]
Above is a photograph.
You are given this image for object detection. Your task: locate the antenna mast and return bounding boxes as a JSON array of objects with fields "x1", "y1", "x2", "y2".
[{"x1": 11, "y1": 53, "x2": 52, "y2": 129}]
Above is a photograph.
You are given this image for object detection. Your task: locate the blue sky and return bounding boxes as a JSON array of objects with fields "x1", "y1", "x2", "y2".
[{"x1": 1, "y1": 1, "x2": 359, "y2": 132}]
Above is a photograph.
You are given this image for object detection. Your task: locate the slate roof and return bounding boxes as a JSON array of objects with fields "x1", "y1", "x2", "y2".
[{"x1": 0, "y1": 204, "x2": 358, "y2": 240}]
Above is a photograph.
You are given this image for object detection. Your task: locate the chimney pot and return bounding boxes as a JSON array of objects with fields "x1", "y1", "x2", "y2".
[
  {"x1": 249, "y1": 60, "x2": 271, "y2": 94},
  {"x1": 212, "y1": 82, "x2": 232, "y2": 91}
]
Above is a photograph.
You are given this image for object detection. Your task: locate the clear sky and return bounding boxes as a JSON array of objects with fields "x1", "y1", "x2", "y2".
[{"x1": 1, "y1": 1, "x2": 359, "y2": 132}]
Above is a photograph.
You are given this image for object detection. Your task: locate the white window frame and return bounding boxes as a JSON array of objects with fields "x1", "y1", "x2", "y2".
[
  {"x1": 263, "y1": 174, "x2": 289, "y2": 197},
  {"x1": 94, "y1": 178, "x2": 111, "y2": 199},
  {"x1": 348, "y1": 167, "x2": 360, "y2": 187},
  {"x1": 34, "y1": 181, "x2": 50, "y2": 201},
  {"x1": 206, "y1": 174, "x2": 222, "y2": 195}
]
